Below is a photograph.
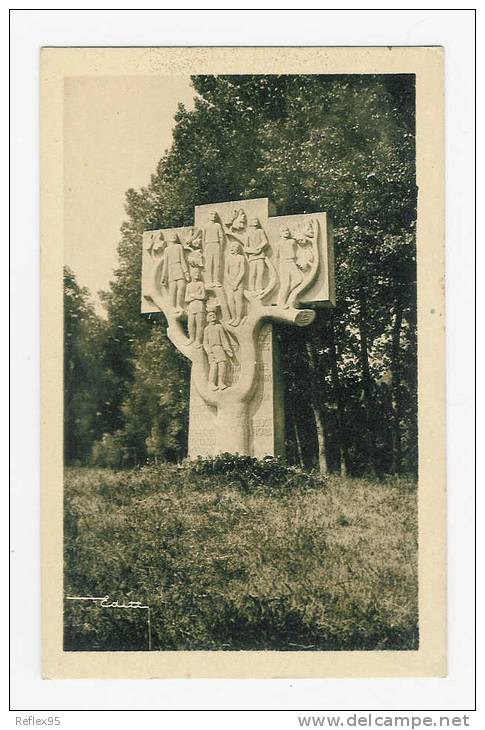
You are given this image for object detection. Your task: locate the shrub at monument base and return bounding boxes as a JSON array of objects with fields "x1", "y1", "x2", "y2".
[
  {"x1": 64, "y1": 464, "x2": 418, "y2": 651},
  {"x1": 187, "y1": 453, "x2": 325, "y2": 492}
]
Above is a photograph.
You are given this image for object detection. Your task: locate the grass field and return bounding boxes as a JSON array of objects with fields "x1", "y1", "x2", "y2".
[{"x1": 64, "y1": 463, "x2": 418, "y2": 652}]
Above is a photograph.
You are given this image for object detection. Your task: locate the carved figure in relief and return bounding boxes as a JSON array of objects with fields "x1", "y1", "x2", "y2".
[
  {"x1": 223, "y1": 209, "x2": 238, "y2": 228},
  {"x1": 274, "y1": 226, "x2": 304, "y2": 308},
  {"x1": 184, "y1": 228, "x2": 204, "y2": 269},
  {"x1": 203, "y1": 211, "x2": 225, "y2": 288},
  {"x1": 203, "y1": 311, "x2": 233, "y2": 390},
  {"x1": 144, "y1": 230, "x2": 165, "y2": 260},
  {"x1": 224, "y1": 242, "x2": 246, "y2": 326},
  {"x1": 244, "y1": 217, "x2": 268, "y2": 294},
  {"x1": 185, "y1": 267, "x2": 206, "y2": 347},
  {"x1": 162, "y1": 232, "x2": 190, "y2": 312},
  {"x1": 295, "y1": 219, "x2": 316, "y2": 270},
  {"x1": 232, "y1": 209, "x2": 247, "y2": 232}
]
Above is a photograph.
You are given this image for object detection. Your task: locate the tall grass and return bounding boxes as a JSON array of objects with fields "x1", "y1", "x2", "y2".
[{"x1": 64, "y1": 463, "x2": 418, "y2": 651}]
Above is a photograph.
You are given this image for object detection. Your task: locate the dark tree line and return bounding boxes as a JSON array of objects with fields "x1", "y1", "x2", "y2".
[{"x1": 64, "y1": 74, "x2": 417, "y2": 476}]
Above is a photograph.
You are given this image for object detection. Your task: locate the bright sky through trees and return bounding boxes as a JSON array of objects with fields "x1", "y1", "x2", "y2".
[{"x1": 64, "y1": 76, "x2": 195, "y2": 314}]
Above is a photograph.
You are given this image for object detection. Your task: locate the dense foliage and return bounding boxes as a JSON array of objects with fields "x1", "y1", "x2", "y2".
[
  {"x1": 64, "y1": 466, "x2": 418, "y2": 651},
  {"x1": 64, "y1": 268, "x2": 121, "y2": 463},
  {"x1": 65, "y1": 74, "x2": 417, "y2": 476}
]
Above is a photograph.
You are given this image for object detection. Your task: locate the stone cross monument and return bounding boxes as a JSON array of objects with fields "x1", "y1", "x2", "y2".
[{"x1": 141, "y1": 198, "x2": 335, "y2": 458}]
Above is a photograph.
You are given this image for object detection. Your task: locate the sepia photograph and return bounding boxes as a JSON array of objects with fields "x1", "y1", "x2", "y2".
[{"x1": 40, "y1": 46, "x2": 446, "y2": 678}]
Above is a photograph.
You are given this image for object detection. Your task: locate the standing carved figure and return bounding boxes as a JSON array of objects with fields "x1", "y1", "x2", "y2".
[
  {"x1": 275, "y1": 226, "x2": 304, "y2": 308},
  {"x1": 224, "y1": 242, "x2": 246, "y2": 326},
  {"x1": 203, "y1": 211, "x2": 225, "y2": 287},
  {"x1": 203, "y1": 311, "x2": 233, "y2": 390},
  {"x1": 244, "y1": 217, "x2": 268, "y2": 294},
  {"x1": 185, "y1": 267, "x2": 206, "y2": 347},
  {"x1": 162, "y1": 232, "x2": 190, "y2": 313}
]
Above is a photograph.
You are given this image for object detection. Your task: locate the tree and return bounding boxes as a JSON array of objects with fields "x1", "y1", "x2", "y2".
[
  {"x1": 64, "y1": 267, "x2": 117, "y2": 463},
  {"x1": 120, "y1": 325, "x2": 190, "y2": 463}
]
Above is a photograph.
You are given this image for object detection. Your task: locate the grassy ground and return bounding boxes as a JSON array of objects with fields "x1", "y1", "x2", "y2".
[{"x1": 64, "y1": 464, "x2": 418, "y2": 651}]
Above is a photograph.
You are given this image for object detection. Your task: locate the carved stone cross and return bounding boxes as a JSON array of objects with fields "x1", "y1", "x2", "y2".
[{"x1": 141, "y1": 197, "x2": 335, "y2": 458}]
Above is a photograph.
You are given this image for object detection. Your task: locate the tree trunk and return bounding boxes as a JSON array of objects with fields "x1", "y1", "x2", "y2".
[
  {"x1": 293, "y1": 415, "x2": 304, "y2": 467},
  {"x1": 311, "y1": 403, "x2": 328, "y2": 475},
  {"x1": 358, "y1": 290, "x2": 378, "y2": 476},
  {"x1": 305, "y1": 341, "x2": 329, "y2": 475},
  {"x1": 390, "y1": 301, "x2": 404, "y2": 474},
  {"x1": 328, "y1": 310, "x2": 349, "y2": 477}
]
